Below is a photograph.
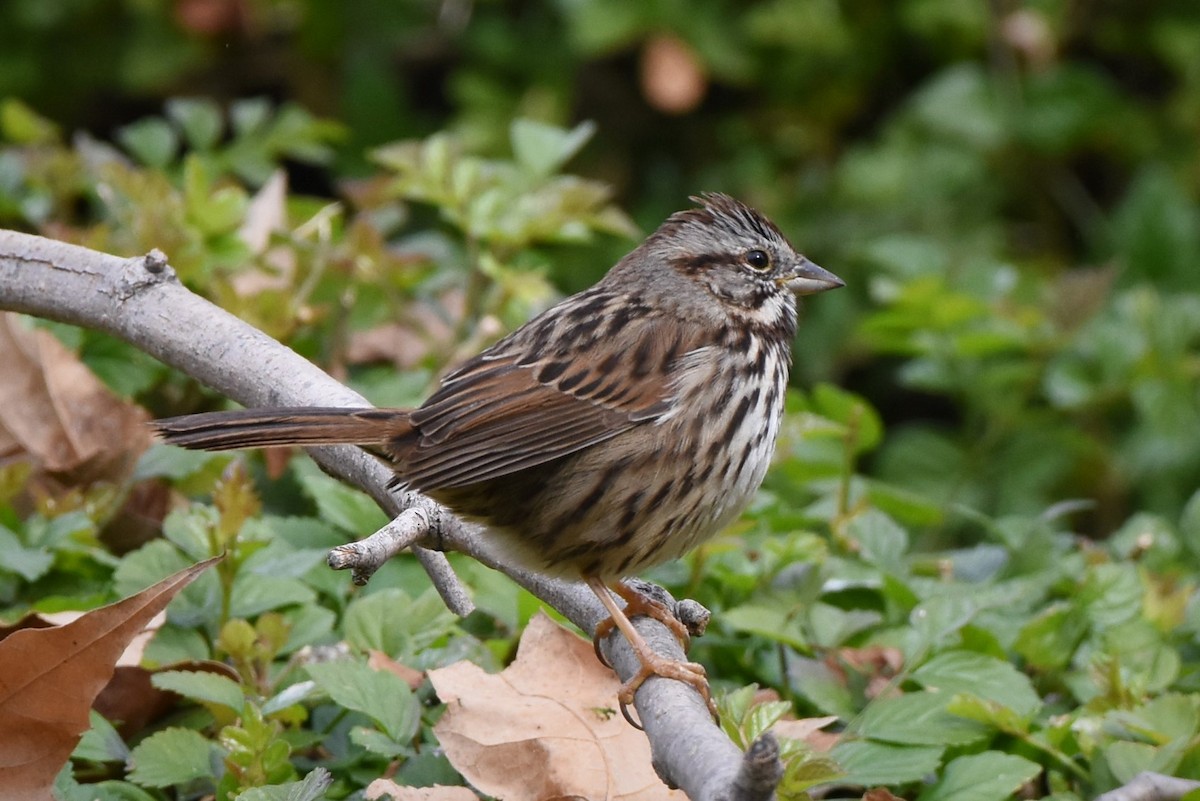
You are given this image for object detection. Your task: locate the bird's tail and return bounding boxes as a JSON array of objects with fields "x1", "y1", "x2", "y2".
[{"x1": 152, "y1": 407, "x2": 412, "y2": 451}]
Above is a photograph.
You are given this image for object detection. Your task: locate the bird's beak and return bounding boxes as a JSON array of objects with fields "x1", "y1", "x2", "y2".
[{"x1": 779, "y1": 257, "x2": 844, "y2": 296}]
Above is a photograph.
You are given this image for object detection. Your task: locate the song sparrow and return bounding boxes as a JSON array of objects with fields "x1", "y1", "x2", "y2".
[{"x1": 154, "y1": 193, "x2": 843, "y2": 716}]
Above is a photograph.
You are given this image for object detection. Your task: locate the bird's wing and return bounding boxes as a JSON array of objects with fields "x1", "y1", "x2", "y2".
[{"x1": 388, "y1": 301, "x2": 704, "y2": 490}]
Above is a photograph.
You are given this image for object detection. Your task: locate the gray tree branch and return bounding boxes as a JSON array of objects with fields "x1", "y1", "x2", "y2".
[{"x1": 0, "y1": 229, "x2": 780, "y2": 801}]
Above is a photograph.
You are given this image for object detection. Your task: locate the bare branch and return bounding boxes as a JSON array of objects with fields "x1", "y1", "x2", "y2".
[
  {"x1": 0, "y1": 230, "x2": 777, "y2": 801},
  {"x1": 1094, "y1": 772, "x2": 1200, "y2": 801}
]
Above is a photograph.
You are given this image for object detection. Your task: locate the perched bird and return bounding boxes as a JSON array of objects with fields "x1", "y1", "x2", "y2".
[{"x1": 154, "y1": 193, "x2": 843, "y2": 717}]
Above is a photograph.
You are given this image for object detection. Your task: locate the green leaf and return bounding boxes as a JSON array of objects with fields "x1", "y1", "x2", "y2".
[
  {"x1": 306, "y1": 659, "x2": 419, "y2": 742},
  {"x1": 161, "y1": 506, "x2": 218, "y2": 561},
  {"x1": 293, "y1": 460, "x2": 388, "y2": 534},
  {"x1": 233, "y1": 767, "x2": 333, "y2": 801},
  {"x1": 127, "y1": 727, "x2": 221, "y2": 788},
  {"x1": 1080, "y1": 563, "x2": 1143, "y2": 630},
  {"x1": 344, "y1": 587, "x2": 459, "y2": 660},
  {"x1": 810, "y1": 383, "x2": 883, "y2": 453},
  {"x1": 857, "y1": 691, "x2": 991, "y2": 746},
  {"x1": 1013, "y1": 603, "x2": 1087, "y2": 671},
  {"x1": 912, "y1": 651, "x2": 1041, "y2": 718},
  {"x1": 113, "y1": 540, "x2": 221, "y2": 628},
  {"x1": 510, "y1": 118, "x2": 596, "y2": 177},
  {"x1": 1113, "y1": 164, "x2": 1200, "y2": 290},
  {"x1": 945, "y1": 694, "x2": 1030, "y2": 735},
  {"x1": 0, "y1": 525, "x2": 54, "y2": 581},
  {"x1": 722, "y1": 602, "x2": 807, "y2": 649},
  {"x1": 117, "y1": 118, "x2": 179, "y2": 168},
  {"x1": 166, "y1": 98, "x2": 223, "y2": 150},
  {"x1": 830, "y1": 740, "x2": 944, "y2": 786},
  {"x1": 151, "y1": 670, "x2": 245, "y2": 713},
  {"x1": 1, "y1": 98, "x2": 60, "y2": 144},
  {"x1": 848, "y1": 509, "x2": 909, "y2": 568},
  {"x1": 911, "y1": 593, "x2": 977, "y2": 649},
  {"x1": 229, "y1": 574, "x2": 317, "y2": 618},
  {"x1": 916, "y1": 752, "x2": 1041, "y2": 801},
  {"x1": 134, "y1": 445, "x2": 226, "y2": 482},
  {"x1": 72, "y1": 711, "x2": 129, "y2": 763},
  {"x1": 349, "y1": 725, "x2": 411, "y2": 758}
]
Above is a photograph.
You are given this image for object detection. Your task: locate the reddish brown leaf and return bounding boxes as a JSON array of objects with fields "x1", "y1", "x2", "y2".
[
  {"x1": 0, "y1": 312, "x2": 150, "y2": 487},
  {"x1": 0, "y1": 556, "x2": 221, "y2": 799}
]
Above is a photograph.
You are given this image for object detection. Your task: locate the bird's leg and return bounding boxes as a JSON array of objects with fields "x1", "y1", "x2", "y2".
[{"x1": 586, "y1": 577, "x2": 717, "y2": 724}]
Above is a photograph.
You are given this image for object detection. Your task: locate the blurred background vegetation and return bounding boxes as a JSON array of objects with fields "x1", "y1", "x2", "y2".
[
  {"x1": 5, "y1": 0, "x2": 1199, "y2": 531},
  {"x1": 3, "y1": 1, "x2": 1200, "y2": 798}
]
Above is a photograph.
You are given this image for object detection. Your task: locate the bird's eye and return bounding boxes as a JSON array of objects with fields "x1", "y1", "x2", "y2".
[{"x1": 745, "y1": 249, "x2": 771, "y2": 271}]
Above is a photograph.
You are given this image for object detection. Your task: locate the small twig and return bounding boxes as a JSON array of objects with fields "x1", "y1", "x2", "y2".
[
  {"x1": 1094, "y1": 772, "x2": 1200, "y2": 801},
  {"x1": 329, "y1": 506, "x2": 433, "y2": 584}
]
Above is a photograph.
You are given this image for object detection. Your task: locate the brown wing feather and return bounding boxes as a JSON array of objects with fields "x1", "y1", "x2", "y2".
[{"x1": 386, "y1": 294, "x2": 705, "y2": 491}]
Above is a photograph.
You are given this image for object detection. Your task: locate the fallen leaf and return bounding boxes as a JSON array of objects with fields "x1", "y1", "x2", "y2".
[
  {"x1": 428, "y1": 613, "x2": 686, "y2": 801},
  {"x1": 0, "y1": 312, "x2": 150, "y2": 486},
  {"x1": 0, "y1": 556, "x2": 221, "y2": 800},
  {"x1": 366, "y1": 780, "x2": 478, "y2": 801}
]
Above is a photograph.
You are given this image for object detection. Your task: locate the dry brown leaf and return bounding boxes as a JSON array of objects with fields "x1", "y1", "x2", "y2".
[
  {"x1": 863, "y1": 788, "x2": 905, "y2": 801},
  {"x1": 772, "y1": 715, "x2": 840, "y2": 753},
  {"x1": 0, "y1": 312, "x2": 150, "y2": 486},
  {"x1": 232, "y1": 169, "x2": 296, "y2": 296},
  {"x1": 0, "y1": 556, "x2": 221, "y2": 799},
  {"x1": 366, "y1": 780, "x2": 479, "y2": 801},
  {"x1": 640, "y1": 35, "x2": 708, "y2": 115},
  {"x1": 367, "y1": 650, "x2": 425, "y2": 690},
  {"x1": 429, "y1": 613, "x2": 686, "y2": 801}
]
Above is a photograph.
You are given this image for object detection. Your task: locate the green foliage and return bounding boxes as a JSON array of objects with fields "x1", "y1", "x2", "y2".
[{"x1": 4, "y1": 1, "x2": 1200, "y2": 797}]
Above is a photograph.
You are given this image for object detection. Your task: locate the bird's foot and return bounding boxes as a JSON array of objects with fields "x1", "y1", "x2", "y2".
[
  {"x1": 592, "y1": 580, "x2": 690, "y2": 667},
  {"x1": 586, "y1": 577, "x2": 718, "y2": 728},
  {"x1": 615, "y1": 647, "x2": 716, "y2": 728}
]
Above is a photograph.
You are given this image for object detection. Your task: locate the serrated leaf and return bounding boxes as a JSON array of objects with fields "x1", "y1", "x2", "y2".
[
  {"x1": 72, "y1": 711, "x2": 129, "y2": 763},
  {"x1": 151, "y1": 670, "x2": 245, "y2": 713},
  {"x1": 127, "y1": 727, "x2": 221, "y2": 788},
  {"x1": 857, "y1": 691, "x2": 991, "y2": 746},
  {"x1": 916, "y1": 752, "x2": 1041, "y2": 801},
  {"x1": 913, "y1": 651, "x2": 1040, "y2": 718},
  {"x1": 306, "y1": 659, "x2": 419, "y2": 742},
  {"x1": 349, "y1": 725, "x2": 410, "y2": 758},
  {"x1": 343, "y1": 587, "x2": 458, "y2": 660},
  {"x1": 849, "y1": 509, "x2": 910, "y2": 568},
  {"x1": 722, "y1": 603, "x2": 807, "y2": 649},
  {"x1": 293, "y1": 460, "x2": 387, "y2": 534},
  {"x1": 233, "y1": 767, "x2": 332, "y2": 801},
  {"x1": 831, "y1": 740, "x2": 944, "y2": 786}
]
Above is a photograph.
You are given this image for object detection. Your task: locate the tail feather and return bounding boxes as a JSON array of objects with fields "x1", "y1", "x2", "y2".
[{"x1": 152, "y1": 407, "x2": 412, "y2": 451}]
